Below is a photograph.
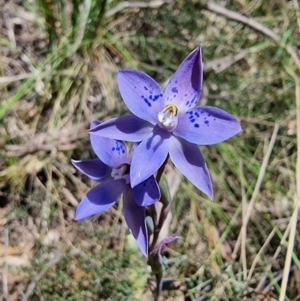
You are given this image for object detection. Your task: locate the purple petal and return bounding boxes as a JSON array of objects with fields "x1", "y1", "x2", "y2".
[
  {"x1": 90, "y1": 134, "x2": 129, "y2": 167},
  {"x1": 132, "y1": 175, "x2": 161, "y2": 206},
  {"x1": 156, "y1": 235, "x2": 182, "y2": 254},
  {"x1": 130, "y1": 127, "x2": 171, "y2": 187},
  {"x1": 118, "y1": 70, "x2": 164, "y2": 125},
  {"x1": 90, "y1": 120, "x2": 101, "y2": 129},
  {"x1": 164, "y1": 47, "x2": 203, "y2": 112},
  {"x1": 89, "y1": 115, "x2": 153, "y2": 142},
  {"x1": 174, "y1": 106, "x2": 242, "y2": 145},
  {"x1": 75, "y1": 179, "x2": 127, "y2": 220},
  {"x1": 71, "y1": 159, "x2": 110, "y2": 181},
  {"x1": 169, "y1": 136, "x2": 213, "y2": 199},
  {"x1": 123, "y1": 188, "x2": 148, "y2": 257}
]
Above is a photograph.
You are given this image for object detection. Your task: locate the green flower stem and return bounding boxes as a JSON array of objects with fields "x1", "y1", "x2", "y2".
[
  {"x1": 148, "y1": 155, "x2": 170, "y2": 300},
  {"x1": 154, "y1": 272, "x2": 163, "y2": 301}
]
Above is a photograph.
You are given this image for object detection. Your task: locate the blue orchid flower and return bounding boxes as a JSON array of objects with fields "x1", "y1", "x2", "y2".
[
  {"x1": 90, "y1": 47, "x2": 242, "y2": 199},
  {"x1": 72, "y1": 121, "x2": 161, "y2": 257}
]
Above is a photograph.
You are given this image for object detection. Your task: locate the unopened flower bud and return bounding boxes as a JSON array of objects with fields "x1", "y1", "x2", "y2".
[
  {"x1": 146, "y1": 215, "x2": 154, "y2": 235},
  {"x1": 159, "y1": 176, "x2": 171, "y2": 207}
]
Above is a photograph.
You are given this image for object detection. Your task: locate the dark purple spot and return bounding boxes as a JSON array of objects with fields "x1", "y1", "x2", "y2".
[
  {"x1": 195, "y1": 112, "x2": 200, "y2": 117},
  {"x1": 144, "y1": 98, "x2": 151, "y2": 107},
  {"x1": 201, "y1": 110, "x2": 204, "y2": 114},
  {"x1": 189, "y1": 115, "x2": 194, "y2": 120},
  {"x1": 214, "y1": 118, "x2": 216, "y2": 121},
  {"x1": 208, "y1": 114, "x2": 211, "y2": 117},
  {"x1": 194, "y1": 123, "x2": 199, "y2": 128},
  {"x1": 144, "y1": 86, "x2": 148, "y2": 91},
  {"x1": 191, "y1": 119, "x2": 195, "y2": 123},
  {"x1": 204, "y1": 120, "x2": 209, "y2": 125},
  {"x1": 186, "y1": 101, "x2": 190, "y2": 106},
  {"x1": 112, "y1": 147, "x2": 115, "y2": 151},
  {"x1": 160, "y1": 94, "x2": 163, "y2": 97},
  {"x1": 171, "y1": 87, "x2": 178, "y2": 93},
  {"x1": 149, "y1": 95, "x2": 153, "y2": 100},
  {"x1": 184, "y1": 94, "x2": 187, "y2": 97}
]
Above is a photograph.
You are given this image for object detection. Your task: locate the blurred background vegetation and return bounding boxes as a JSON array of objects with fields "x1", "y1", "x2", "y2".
[{"x1": 0, "y1": 0, "x2": 299, "y2": 300}]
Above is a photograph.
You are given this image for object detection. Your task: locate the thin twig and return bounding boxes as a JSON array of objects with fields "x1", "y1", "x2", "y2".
[
  {"x1": 256, "y1": 220, "x2": 291, "y2": 291},
  {"x1": 0, "y1": 73, "x2": 32, "y2": 83},
  {"x1": 205, "y1": 1, "x2": 279, "y2": 42},
  {"x1": 105, "y1": 0, "x2": 175, "y2": 18},
  {"x1": 263, "y1": 267, "x2": 295, "y2": 295},
  {"x1": 240, "y1": 160, "x2": 247, "y2": 281},
  {"x1": 247, "y1": 227, "x2": 277, "y2": 281},
  {"x1": 292, "y1": 0, "x2": 300, "y2": 33},
  {"x1": 232, "y1": 124, "x2": 279, "y2": 259},
  {"x1": 205, "y1": 49, "x2": 248, "y2": 73},
  {"x1": 2, "y1": 228, "x2": 9, "y2": 301},
  {"x1": 204, "y1": 1, "x2": 300, "y2": 71},
  {"x1": 279, "y1": 195, "x2": 300, "y2": 301},
  {"x1": 278, "y1": 66, "x2": 300, "y2": 301}
]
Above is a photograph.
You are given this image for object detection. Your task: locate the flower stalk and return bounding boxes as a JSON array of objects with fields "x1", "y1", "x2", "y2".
[{"x1": 72, "y1": 46, "x2": 242, "y2": 300}]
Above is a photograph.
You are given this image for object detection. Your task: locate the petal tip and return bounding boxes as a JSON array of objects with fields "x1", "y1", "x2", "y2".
[
  {"x1": 90, "y1": 120, "x2": 101, "y2": 130},
  {"x1": 208, "y1": 190, "x2": 214, "y2": 201},
  {"x1": 71, "y1": 158, "x2": 80, "y2": 169},
  {"x1": 74, "y1": 211, "x2": 85, "y2": 221},
  {"x1": 130, "y1": 177, "x2": 140, "y2": 189}
]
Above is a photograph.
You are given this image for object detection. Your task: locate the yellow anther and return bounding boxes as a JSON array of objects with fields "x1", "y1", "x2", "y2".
[{"x1": 163, "y1": 104, "x2": 178, "y2": 116}]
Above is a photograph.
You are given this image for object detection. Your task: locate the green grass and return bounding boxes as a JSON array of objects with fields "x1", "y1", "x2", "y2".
[{"x1": 1, "y1": 0, "x2": 299, "y2": 300}]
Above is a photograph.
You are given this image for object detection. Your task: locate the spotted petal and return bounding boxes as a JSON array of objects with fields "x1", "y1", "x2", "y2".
[
  {"x1": 90, "y1": 134, "x2": 128, "y2": 167},
  {"x1": 118, "y1": 70, "x2": 165, "y2": 125},
  {"x1": 123, "y1": 188, "x2": 148, "y2": 257},
  {"x1": 169, "y1": 136, "x2": 213, "y2": 199},
  {"x1": 75, "y1": 179, "x2": 127, "y2": 220},
  {"x1": 174, "y1": 106, "x2": 242, "y2": 145},
  {"x1": 164, "y1": 47, "x2": 203, "y2": 113},
  {"x1": 71, "y1": 159, "x2": 110, "y2": 182},
  {"x1": 89, "y1": 115, "x2": 153, "y2": 142},
  {"x1": 132, "y1": 175, "x2": 160, "y2": 206},
  {"x1": 130, "y1": 127, "x2": 171, "y2": 187}
]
